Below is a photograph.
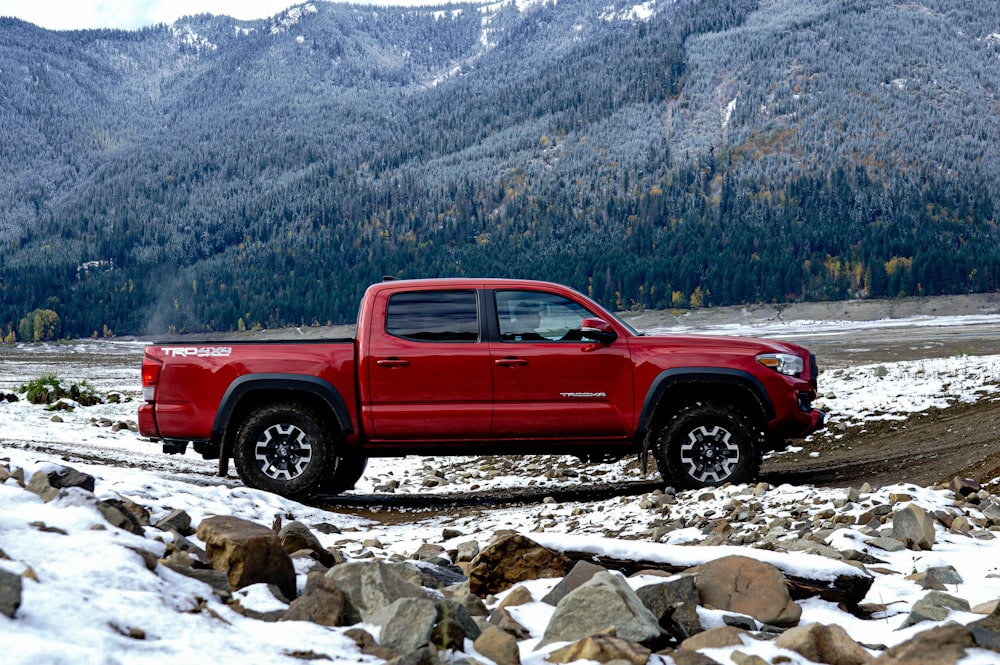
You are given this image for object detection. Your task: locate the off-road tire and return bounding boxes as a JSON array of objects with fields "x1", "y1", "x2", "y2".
[
  {"x1": 656, "y1": 403, "x2": 761, "y2": 489},
  {"x1": 233, "y1": 402, "x2": 338, "y2": 498},
  {"x1": 319, "y1": 454, "x2": 368, "y2": 494}
]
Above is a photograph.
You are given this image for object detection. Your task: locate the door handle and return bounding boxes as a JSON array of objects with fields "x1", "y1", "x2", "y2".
[
  {"x1": 376, "y1": 358, "x2": 411, "y2": 368},
  {"x1": 495, "y1": 358, "x2": 529, "y2": 367}
]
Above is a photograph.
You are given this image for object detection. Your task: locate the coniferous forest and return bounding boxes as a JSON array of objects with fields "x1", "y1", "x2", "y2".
[{"x1": 2, "y1": 0, "x2": 1000, "y2": 338}]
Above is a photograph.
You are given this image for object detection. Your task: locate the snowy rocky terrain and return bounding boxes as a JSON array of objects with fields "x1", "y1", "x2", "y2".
[{"x1": 2, "y1": 312, "x2": 1000, "y2": 664}]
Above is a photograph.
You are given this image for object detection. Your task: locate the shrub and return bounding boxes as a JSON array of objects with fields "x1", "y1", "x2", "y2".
[{"x1": 20, "y1": 375, "x2": 104, "y2": 407}]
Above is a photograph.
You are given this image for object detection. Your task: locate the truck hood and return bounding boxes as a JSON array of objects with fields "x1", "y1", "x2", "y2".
[{"x1": 631, "y1": 332, "x2": 811, "y2": 357}]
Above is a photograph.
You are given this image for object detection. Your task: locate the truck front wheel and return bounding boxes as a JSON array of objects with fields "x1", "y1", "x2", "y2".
[
  {"x1": 319, "y1": 454, "x2": 368, "y2": 494},
  {"x1": 233, "y1": 403, "x2": 336, "y2": 498},
  {"x1": 656, "y1": 403, "x2": 761, "y2": 489}
]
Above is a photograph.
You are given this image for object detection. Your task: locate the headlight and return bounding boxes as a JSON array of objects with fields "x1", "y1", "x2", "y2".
[{"x1": 757, "y1": 353, "x2": 804, "y2": 376}]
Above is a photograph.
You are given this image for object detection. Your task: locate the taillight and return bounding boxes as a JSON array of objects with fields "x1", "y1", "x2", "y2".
[{"x1": 142, "y1": 356, "x2": 162, "y2": 402}]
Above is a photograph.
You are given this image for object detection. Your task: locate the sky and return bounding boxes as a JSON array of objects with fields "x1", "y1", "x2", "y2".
[{"x1": 0, "y1": 0, "x2": 310, "y2": 31}]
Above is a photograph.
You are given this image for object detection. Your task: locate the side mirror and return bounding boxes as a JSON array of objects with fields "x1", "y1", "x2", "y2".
[{"x1": 580, "y1": 318, "x2": 618, "y2": 344}]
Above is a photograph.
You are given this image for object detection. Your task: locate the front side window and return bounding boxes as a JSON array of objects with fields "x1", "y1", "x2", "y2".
[
  {"x1": 386, "y1": 290, "x2": 479, "y2": 342},
  {"x1": 496, "y1": 290, "x2": 594, "y2": 342}
]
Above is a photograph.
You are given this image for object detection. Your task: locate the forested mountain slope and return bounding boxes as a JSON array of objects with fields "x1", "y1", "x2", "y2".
[{"x1": 2, "y1": 0, "x2": 999, "y2": 338}]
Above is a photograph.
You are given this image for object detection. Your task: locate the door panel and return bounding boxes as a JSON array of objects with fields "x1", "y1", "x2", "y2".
[{"x1": 490, "y1": 290, "x2": 634, "y2": 438}]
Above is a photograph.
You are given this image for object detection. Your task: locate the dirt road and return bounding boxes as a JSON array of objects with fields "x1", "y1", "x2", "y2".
[
  {"x1": 762, "y1": 399, "x2": 1000, "y2": 489},
  {"x1": 748, "y1": 312, "x2": 1000, "y2": 489}
]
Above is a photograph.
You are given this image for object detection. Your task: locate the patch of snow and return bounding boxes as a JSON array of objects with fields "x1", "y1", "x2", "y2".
[
  {"x1": 270, "y1": 3, "x2": 318, "y2": 35},
  {"x1": 722, "y1": 95, "x2": 737, "y2": 130},
  {"x1": 170, "y1": 24, "x2": 217, "y2": 52}
]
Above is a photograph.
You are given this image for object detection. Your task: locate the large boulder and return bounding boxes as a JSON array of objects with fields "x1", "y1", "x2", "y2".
[
  {"x1": 196, "y1": 515, "x2": 296, "y2": 601},
  {"x1": 692, "y1": 555, "x2": 801, "y2": 627},
  {"x1": 547, "y1": 634, "x2": 651, "y2": 665},
  {"x1": 474, "y1": 625, "x2": 521, "y2": 665},
  {"x1": 892, "y1": 504, "x2": 936, "y2": 551},
  {"x1": 873, "y1": 623, "x2": 975, "y2": 664},
  {"x1": 325, "y1": 559, "x2": 425, "y2": 624},
  {"x1": 538, "y1": 571, "x2": 662, "y2": 648},
  {"x1": 370, "y1": 597, "x2": 438, "y2": 654},
  {"x1": 282, "y1": 570, "x2": 347, "y2": 626},
  {"x1": 468, "y1": 534, "x2": 570, "y2": 596},
  {"x1": 899, "y1": 591, "x2": 971, "y2": 629},
  {"x1": 775, "y1": 622, "x2": 874, "y2": 665},
  {"x1": 636, "y1": 573, "x2": 702, "y2": 640}
]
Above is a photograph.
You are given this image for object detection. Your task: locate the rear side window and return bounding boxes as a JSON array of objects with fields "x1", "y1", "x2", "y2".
[{"x1": 386, "y1": 290, "x2": 480, "y2": 342}]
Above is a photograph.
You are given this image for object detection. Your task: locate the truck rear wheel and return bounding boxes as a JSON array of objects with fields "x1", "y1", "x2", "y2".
[
  {"x1": 656, "y1": 403, "x2": 761, "y2": 489},
  {"x1": 233, "y1": 403, "x2": 336, "y2": 498}
]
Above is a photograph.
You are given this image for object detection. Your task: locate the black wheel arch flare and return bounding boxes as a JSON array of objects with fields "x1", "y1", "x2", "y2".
[
  {"x1": 213, "y1": 374, "x2": 355, "y2": 471},
  {"x1": 637, "y1": 367, "x2": 775, "y2": 437}
]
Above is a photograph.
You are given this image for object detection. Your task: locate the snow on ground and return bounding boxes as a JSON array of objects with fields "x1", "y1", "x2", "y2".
[{"x1": 2, "y1": 315, "x2": 1000, "y2": 663}]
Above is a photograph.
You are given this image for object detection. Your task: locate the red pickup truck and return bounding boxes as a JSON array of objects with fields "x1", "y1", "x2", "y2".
[{"x1": 139, "y1": 278, "x2": 823, "y2": 498}]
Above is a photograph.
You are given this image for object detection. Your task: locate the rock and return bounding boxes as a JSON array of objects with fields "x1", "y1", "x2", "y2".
[
  {"x1": 326, "y1": 559, "x2": 426, "y2": 624},
  {"x1": 278, "y1": 520, "x2": 335, "y2": 567},
  {"x1": 548, "y1": 634, "x2": 652, "y2": 665},
  {"x1": 948, "y1": 477, "x2": 981, "y2": 497},
  {"x1": 153, "y1": 509, "x2": 194, "y2": 536},
  {"x1": 966, "y1": 603, "x2": 1000, "y2": 649},
  {"x1": 162, "y1": 561, "x2": 233, "y2": 602},
  {"x1": 905, "y1": 566, "x2": 963, "y2": 591},
  {"x1": 981, "y1": 498, "x2": 1000, "y2": 526},
  {"x1": 774, "y1": 622, "x2": 874, "y2": 665},
  {"x1": 196, "y1": 515, "x2": 297, "y2": 601},
  {"x1": 456, "y1": 540, "x2": 480, "y2": 563},
  {"x1": 0, "y1": 568, "x2": 22, "y2": 618},
  {"x1": 692, "y1": 555, "x2": 801, "y2": 627},
  {"x1": 473, "y1": 625, "x2": 521, "y2": 665},
  {"x1": 538, "y1": 571, "x2": 662, "y2": 648},
  {"x1": 96, "y1": 498, "x2": 146, "y2": 535},
  {"x1": 386, "y1": 645, "x2": 438, "y2": 665},
  {"x1": 680, "y1": 626, "x2": 750, "y2": 651},
  {"x1": 488, "y1": 607, "x2": 531, "y2": 639},
  {"x1": 669, "y1": 650, "x2": 725, "y2": 665},
  {"x1": 442, "y1": 582, "x2": 489, "y2": 618},
  {"x1": 635, "y1": 573, "x2": 702, "y2": 640},
  {"x1": 892, "y1": 504, "x2": 936, "y2": 551},
  {"x1": 468, "y1": 534, "x2": 570, "y2": 596},
  {"x1": 370, "y1": 597, "x2": 438, "y2": 654},
  {"x1": 434, "y1": 597, "x2": 482, "y2": 644},
  {"x1": 26, "y1": 471, "x2": 61, "y2": 502},
  {"x1": 411, "y1": 560, "x2": 467, "y2": 589},
  {"x1": 542, "y1": 560, "x2": 607, "y2": 605},
  {"x1": 344, "y1": 628, "x2": 400, "y2": 661},
  {"x1": 282, "y1": 570, "x2": 347, "y2": 626},
  {"x1": 899, "y1": 591, "x2": 971, "y2": 629},
  {"x1": 496, "y1": 584, "x2": 533, "y2": 611},
  {"x1": 47, "y1": 466, "x2": 96, "y2": 493},
  {"x1": 866, "y1": 537, "x2": 906, "y2": 553},
  {"x1": 972, "y1": 599, "x2": 1000, "y2": 615},
  {"x1": 729, "y1": 653, "x2": 770, "y2": 665},
  {"x1": 413, "y1": 543, "x2": 447, "y2": 562},
  {"x1": 873, "y1": 623, "x2": 974, "y2": 664}
]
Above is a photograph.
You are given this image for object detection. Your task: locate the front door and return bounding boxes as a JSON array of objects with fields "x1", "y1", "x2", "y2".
[{"x1": 490, "y1": 289, "x2": 634, "y2": 439}]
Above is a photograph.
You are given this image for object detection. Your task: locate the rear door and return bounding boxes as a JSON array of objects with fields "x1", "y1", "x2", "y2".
[
  {"x1": 489, "y1": 289, "x2": 634, "y2": 438},
  {"x1": 364, "y1": 288, "x2": 493, "y2": 439}
]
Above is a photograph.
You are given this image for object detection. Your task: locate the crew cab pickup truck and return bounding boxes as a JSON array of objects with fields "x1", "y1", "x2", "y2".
[{"x1": 139, "y1": 278, "x2": 824, "y2": 498}]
